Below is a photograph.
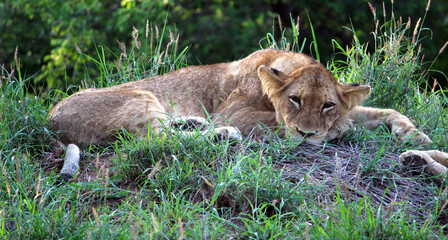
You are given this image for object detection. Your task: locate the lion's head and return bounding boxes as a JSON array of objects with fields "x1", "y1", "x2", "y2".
[{"x1": 258, "y1": 64, "x2": 371, "y2": 144}]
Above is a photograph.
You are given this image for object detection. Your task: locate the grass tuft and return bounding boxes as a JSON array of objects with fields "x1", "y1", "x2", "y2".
[{"x1": 0, "y1": 66, "x2": 52, "y2": 157}]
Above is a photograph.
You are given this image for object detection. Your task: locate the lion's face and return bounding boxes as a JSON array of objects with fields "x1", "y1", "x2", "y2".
[{"x1": 258, "y1": 65, "x2": 371, "y2": 144}]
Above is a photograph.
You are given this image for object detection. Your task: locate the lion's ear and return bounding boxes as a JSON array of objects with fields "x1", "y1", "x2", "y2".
[
  {"x1": 258, "y1": 65, "x2": 288, "y2": 98},
  {"x1": 339, "y1": 83, "x2": 371, "y2": 110}
]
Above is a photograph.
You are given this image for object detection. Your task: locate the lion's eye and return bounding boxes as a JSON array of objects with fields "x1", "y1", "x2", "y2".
[
  {"x1": 289, "y1": 96, "x2": 301, "y2": 108},
  {"x1": 322, "y1": 101, "x2": 335, "y2": 111}
]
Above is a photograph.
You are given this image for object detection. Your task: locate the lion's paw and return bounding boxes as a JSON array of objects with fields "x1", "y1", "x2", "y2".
[
  {"x1": 412, "y1": 131, "x2": 432, "y2": 145},
  {"x1": 214, "y1": 126, "x2": 243, "y2": 141},
  {"x1": 168, "y1": 116, "x2": 210, "y2": 131},
  {"x1": 402, "y1": 130, "x2": 432, "y2": 145},
  {"x1": 398, "y1": 150, "x2": 447, "y2": 176},
  {"x1": 393, "y1": 126, "x2": 432, "y2": 145},
  {"x1": 399, "y1": 150, "x2": 428, "y2": 169}
]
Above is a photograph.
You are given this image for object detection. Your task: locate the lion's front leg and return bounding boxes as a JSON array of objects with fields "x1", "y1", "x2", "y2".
[
  {"x1": 347, "y1": 106, "x2": 431, "y2": 144},
  {"x1": 399, "y1": 150, "x2": 448, "y2": 176}
]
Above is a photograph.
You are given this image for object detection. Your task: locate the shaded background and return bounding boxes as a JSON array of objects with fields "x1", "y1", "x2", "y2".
[{"x1": 1, "y1": 0, "x2": 447, "y2": 93}]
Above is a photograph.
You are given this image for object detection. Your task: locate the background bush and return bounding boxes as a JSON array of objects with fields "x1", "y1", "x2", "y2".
[{"x1": 1, "y1": 0, "x2": 447, "y2": 93}]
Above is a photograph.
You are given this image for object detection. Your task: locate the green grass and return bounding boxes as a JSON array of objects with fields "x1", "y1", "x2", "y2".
[{"x1": 2, "y1": 3, "x2": 448, "y2": 239}]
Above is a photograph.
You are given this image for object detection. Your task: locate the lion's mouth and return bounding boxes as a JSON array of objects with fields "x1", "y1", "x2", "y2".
[
  {"x1": 295, "y1": 127, "x2": 325, "y2": 144},
  {"x1": 296, "y1": 127, "x2": 316, "y2": 138}
]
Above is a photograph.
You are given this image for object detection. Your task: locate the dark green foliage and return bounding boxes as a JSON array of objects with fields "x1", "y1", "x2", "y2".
[{"x1": 2, "y1": 0, "x2": 447, "y2": 93}]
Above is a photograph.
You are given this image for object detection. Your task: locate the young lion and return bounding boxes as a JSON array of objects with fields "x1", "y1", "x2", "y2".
[{"x1": 48, "y1": 49, "x2": 440, "y2": 180}]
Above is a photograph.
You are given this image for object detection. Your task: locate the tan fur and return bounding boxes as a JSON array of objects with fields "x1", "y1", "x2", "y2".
[
  {"x1": 48, "y1": 89, "x2": 167, "y2": 148},
  {"x1": 48, "y1": 49, "x2": 443, "y2": 177}
]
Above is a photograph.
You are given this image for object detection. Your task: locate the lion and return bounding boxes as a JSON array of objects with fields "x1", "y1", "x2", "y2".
[{"x1": 48, "y1": 49, "x2": 442, "y2": 180}]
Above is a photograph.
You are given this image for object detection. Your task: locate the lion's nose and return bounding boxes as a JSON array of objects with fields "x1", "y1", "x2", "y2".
[{"x1": 298, "y1": 130, "x2": 316, "y2": 138}]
